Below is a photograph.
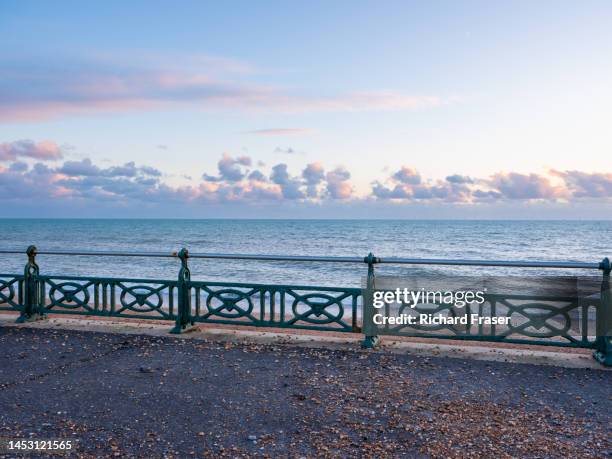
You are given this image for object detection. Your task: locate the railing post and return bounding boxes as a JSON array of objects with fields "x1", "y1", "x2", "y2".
[
  {"x1": 16, "y1": 245, "x2": 45, "y2": 323},
  {"x1": 170, "y1": 248, "x2": 194, "y2": 334},
  {"x1": 593, "y1": 257, "x2": 612, "y2": 366},
  {"x1": 361, "y1": 252, "x2": 380, "y2": 348}
]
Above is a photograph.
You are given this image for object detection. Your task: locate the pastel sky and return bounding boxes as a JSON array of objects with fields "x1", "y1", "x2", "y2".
[{"x1": 1, "y1": 0, "x2": 611, "y2": 218}]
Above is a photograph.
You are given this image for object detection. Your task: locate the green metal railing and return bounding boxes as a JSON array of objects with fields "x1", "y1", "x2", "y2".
[{"x1": 0, "y1": 246, "x2": 610, "y2": 366}]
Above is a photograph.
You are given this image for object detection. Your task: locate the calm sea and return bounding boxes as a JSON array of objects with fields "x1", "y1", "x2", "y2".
[{"x1": 0, "y1": 219, "x2": 610, "y2": 286}]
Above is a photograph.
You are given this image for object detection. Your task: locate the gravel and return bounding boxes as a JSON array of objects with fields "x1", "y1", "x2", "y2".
[{"x1": 0, "y1": 326, "x2": 610, "y2": 458}]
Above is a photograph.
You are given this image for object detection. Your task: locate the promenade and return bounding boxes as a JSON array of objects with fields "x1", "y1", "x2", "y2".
[{"x1": 0, "y1": 323, "x2": 609, "y2": 458}]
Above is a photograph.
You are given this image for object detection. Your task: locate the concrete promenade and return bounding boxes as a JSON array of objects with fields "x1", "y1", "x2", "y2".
[{"x1": 0, "y1": 316, "x2": 610, "y2": 458}]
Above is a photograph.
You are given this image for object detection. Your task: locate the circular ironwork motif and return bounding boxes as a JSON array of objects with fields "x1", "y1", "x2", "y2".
[
  {"x1": 49, "y1": 282, "x2": 90, "y2": 309},
  {"x1": 206, "y1": 289, "x2": 253, "y2": 318},
  {"x1": 120, "y1": 285, "x2": 163, "y2": 312},
  {"x1": 507, "y1": 303, "x2": 571, "y2": 338},
  {"x1": 0, "y1": 280, "x2": 15, "y2": 304},
  {"x1": 291, "y1": 293, "x2": 344, "y2": 324}
]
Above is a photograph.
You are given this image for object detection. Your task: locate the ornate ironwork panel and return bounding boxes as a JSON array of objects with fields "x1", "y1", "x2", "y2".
[
  {"x1": 0, "y1": 274, "x2": 23, "y2": 312},
  {"x1": 35, "y1": 275, "x2": 178, "y2": 320},
  {"x1": 376, "y1": 294, "x2": 599, "y2": 348},
  {"x1": 189, "y1": 281, "x2": 361, "y2": 332}
]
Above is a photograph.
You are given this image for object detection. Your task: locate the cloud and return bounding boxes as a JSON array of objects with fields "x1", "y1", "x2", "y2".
[
  {"x1": 0, "y1": 55, "x2": 444, "y2": 122},
  {"x1": 9, "y1": 161, "x2": 28, "y2": 172},
  {"x1": 59, "y1": 158, "x2": 161, "y2": 178},
  {"x1": 0, "y1": 162, "x2": 65, "y2": 200},
  {"x1": 313, "y1": 92, "x2": 440, "y2": 112},
  {"x1": 551, "y1": 170, "x2": 612, "y2": 198},
  {"x1": 302, "y1": 162, "x2": 325, "y2": 198},
  {"x1": 0, "y1": 139, "x2": 63, "y2": 161},
  {"x1": 203, "y1": 153, "x2": 252, "y2": 182},
  {"x1": 371, "y1": 183, "x2": 410, "y2": 199},
  {"x1": 392, "y1": 166, "x2": 421, "y2": 185},
  {"x1": 488, "y1": 172, "x2": 565, "y2": 200},
  {"x1": 58, "y1": 158, "x2": 100, "y2": 176},
  {"x1": 200, "y1": 158, "x2": 352, "y2": 202},
  {"x1": 247, "y1": 170, "x2": 267, "y2": 182},
  {"x1": 245, "y1": 128, "x2": 312, "y2": 136},
  {"x1": 140, "y1": 165, "x2": 162, "y2": 177},
  {"x1": 446, "y1": 174, "x2": 473, "y2": 184},
  {"x1": 302, "y1": 162, "x2": 325, "y2": 184},
  {"x1": 371, "y1": 167, "x2": 486, "y2": 203},
  {"x1": 372, "y1": 167, "x2": 574, "y2": 203},
  {"x1": 3, "y1": 147, "x2": 612, "y2": 217},
  {"x1": 326, "y1": 166, "x2": 353, "y2": 199},
  {"x1": 270, "y1": 164, "x2": 305, "y2": 199},
  {"x1": 371, "y1": 180, "x2": 471, "y2": 202},
  {"x1": 218, "y1": 154, "x2": 251, "y2": 181},
  {"x1": 274, "y1": 147, "x2": 300, "y2": 155}
]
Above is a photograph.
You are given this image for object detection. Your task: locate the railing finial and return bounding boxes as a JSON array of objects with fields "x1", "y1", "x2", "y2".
[
  {"x1": 26, "y1": 245, "x2": 37, "y2": 262},
  {"x1": 364, "y1": 252, "x2": 380, "y2": 265},
  {"x1": 599, "y1": 257, "x2": 611, "y2": 275}
]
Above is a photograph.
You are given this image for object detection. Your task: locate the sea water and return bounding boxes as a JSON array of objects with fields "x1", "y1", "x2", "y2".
[{"x1": 0, "y1": 219, "x2": 610, "y2": 287}]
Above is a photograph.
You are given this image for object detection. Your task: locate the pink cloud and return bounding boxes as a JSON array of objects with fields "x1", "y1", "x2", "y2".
[
  {"x1": 326, "y1": 166, "x2": 353, "y2": 199},
  {"x1": 551, "y1": 170, "x2": 612, "y2": 198},
  {"x1": 0, "y1": 139, "x2": 63, "y2": 161},
  {"x1": 488, "y1": 172, "x2": 566, "y2": 200},
  {"x1": 4, "y1": 148, "x2": 612, "y2": 213},
  {"x1": 1, "y1": 55, "x2": 445, "y2": 122},
  {"x1": 372, "y1": 166, "x2": 473, "y2": 203}
]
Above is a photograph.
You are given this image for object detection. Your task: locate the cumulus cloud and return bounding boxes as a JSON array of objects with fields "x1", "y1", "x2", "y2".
[
  {"x1": 371, "y1": 178, "x2": 470, "y2": 202},
  {"x1": 203, "y1": 153, "x2": 252, "y2": 182},
  {"x1": 372, "y1": 167, "x2": 561, "y2": 203},
  {"x1": 247, "y1": 170, "x2": 267, "y2": 182},
  {"x1": 472, "y1": 189, "x2": 502, "y2": 200},
  {"x1": 0, "y1": 139, "x2": 63, "y2": 161},
  {"x1": 58, "y1": 159, "x2": 100, "y2": 176},
  {"x1": 393, "y1": 166, "x2": 421, "y2": 185},
  {"x1": 446, "y1": 174, "x2": 473, "y2": 184},
  {"x1": 371, "y1": 182, "x2": 411, "y2": 199},
  {"x1": 0, "y1": 162, "x2": 65, "y2": 200},
  {"x1": 302, "y1": 162, "x2": 325, "y2": 198},
  {"x1": 9, "y1": 161, "x2": 28, "y2": 172},
  {"x1": 59, "y1": 159, "x2": 161, "y2": 178},
  {"x1": 3, "y1": 147, "x2": 612, "y2": 215},
  {"x1": 488, "y1": 172, "x2": 565, "y2": 200},
  {"x1": 270, "y1": 164, "x2": 305, "y2": 199},
  {"x1": 372, "y1": 166, "x2": 469, "y2": 202},
  {"x1": 218, "y1": 154, "x2": 251, "y2": 181},
  {"x1": 551, "y1": 170, "x2": 612, "y2": 198},
  {"x1": 302, "y1": 163, "x2": 325, "y2": 185},
  {"x1": 326, "y1": 166, "x2": 353, "y2": 199}
]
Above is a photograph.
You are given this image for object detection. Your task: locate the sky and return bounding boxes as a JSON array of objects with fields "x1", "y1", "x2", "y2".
[{"x1": 1, "y1": 0, "x2": 611, "y2": 218}]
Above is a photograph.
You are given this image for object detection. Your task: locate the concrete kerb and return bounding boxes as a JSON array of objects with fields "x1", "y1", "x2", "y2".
[{"x1": 0, "y1": 314, "x2": 607, "y2": 370}]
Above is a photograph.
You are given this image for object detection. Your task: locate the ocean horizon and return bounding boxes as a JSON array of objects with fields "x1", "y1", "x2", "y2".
[{"x1": 1, "y1": 219, "x2": 610, "y2": 286}]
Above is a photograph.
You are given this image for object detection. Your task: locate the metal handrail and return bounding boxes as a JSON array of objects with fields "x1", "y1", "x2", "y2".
[{"x1": 0, "y1": 247, "x2": 606, "y2": 270}]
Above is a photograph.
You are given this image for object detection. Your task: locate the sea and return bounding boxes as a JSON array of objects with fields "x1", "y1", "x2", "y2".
[{"x1": 0, "y1": 219, "x2": 611, "y2": 287}]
